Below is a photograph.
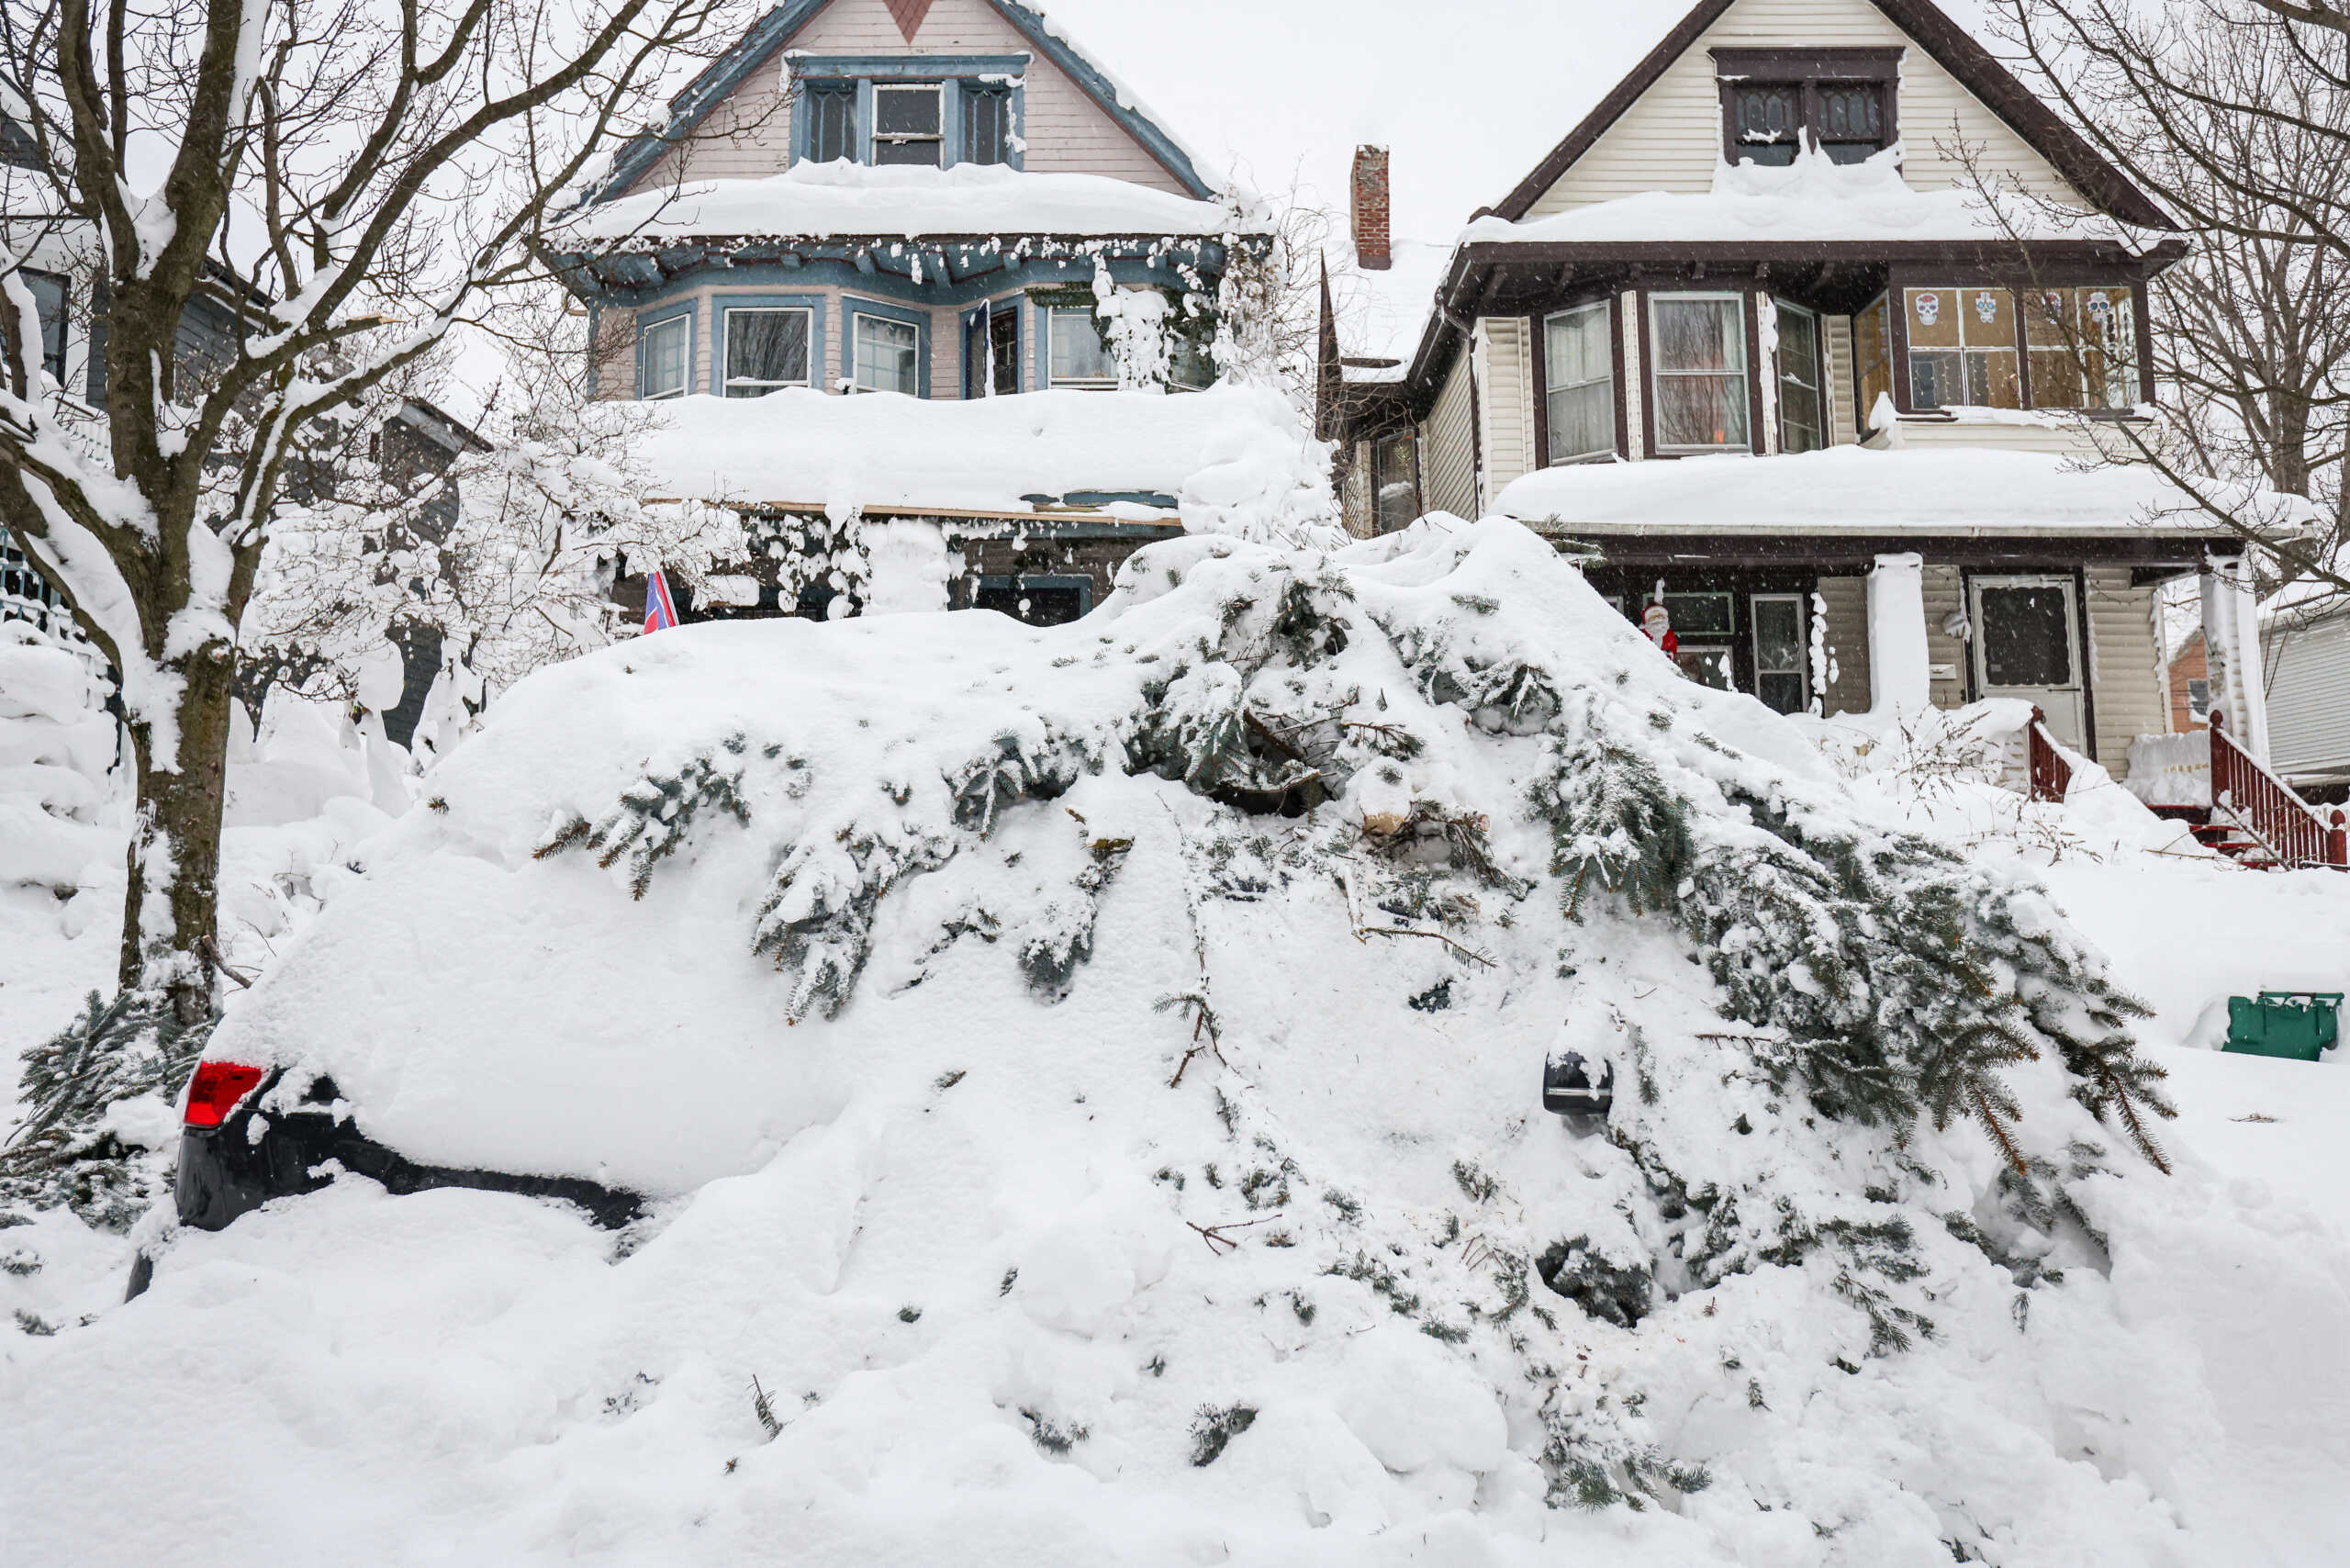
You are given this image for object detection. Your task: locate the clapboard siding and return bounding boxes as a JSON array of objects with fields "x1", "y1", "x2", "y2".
[
  {"x1": 1921, "y1": 561, "x2": 1966, "y2": 711},
  {"x1": 1423, "y1": 356, "x2": 1480, "y2": 520},
  {"x1": 1527, "y1": 0, "x2": 2081, "y2": 216},
  {"x1": 1618, "y1": 290, "x2": 1645, "y2": 459},
  {"x1": 2085, "y1": 564, "x2": 2164, "y2": 777},
  {"x1": 1823, "y1": 314, "x2": 1858, "y2": 445},
  {"x1": 1480, "y1": 318, "x2": 1537, "y2": 496},
  {"x1": 641, "y1": 0, "x2": 1190, "y2": 195},
  {"x1": 2266, "y1": 613, "x2": 2350, "y2": 778},
  {"x1": 1817, "y1": 575, "x2": 1871, "y2": 714}
]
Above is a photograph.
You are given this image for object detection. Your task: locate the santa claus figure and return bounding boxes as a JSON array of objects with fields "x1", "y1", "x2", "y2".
[{"x1": 1640, "y1": 602, "x2": 1678, "y2": 655}]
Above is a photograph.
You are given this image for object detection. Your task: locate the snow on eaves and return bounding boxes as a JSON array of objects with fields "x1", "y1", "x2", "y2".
[
  {"x1": 569, "y1": 162, "x2": 1258, "y2": 244},
  {"x1": 1499, "y1": 445, "x2": 2324, "y2": 538},
  {"x1": 636, "y1": 384, "x2": 1335, "y2": 540},
  {"x1": 1326, "y1": 236, "x2": 1454, "y2": 385},
  {"x1": 1460, "y1": 146, "x2": 2162, "y2": 252}
]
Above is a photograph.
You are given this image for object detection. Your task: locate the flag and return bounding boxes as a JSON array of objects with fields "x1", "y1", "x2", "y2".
[{"x1": 643, "y1": 568, "x2": 680, "y2": 634}]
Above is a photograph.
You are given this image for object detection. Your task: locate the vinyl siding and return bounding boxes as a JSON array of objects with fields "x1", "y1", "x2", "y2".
[
  {"x1": 1526, "y1": 0, "x2": 2084, "y2": 216},
  {"x1": 1480, "y1": 318, "x2": 1537, "y2": 494},
  {"x1": 1422, "y1": 356, "x2": 1480, "y2": 520},
  {"x1": 2086, "y1": 564, "x2": 2165, "y2": 778},
  {"x1": 1618, "y1": 290, "x2": 1644, "y2": 459},
  {"x1": 1816, "y1": 575, "x2": 1871, "y2": 714},
  {"x1": 1823, "y1": 314, "x2": 1858, "y2": 445},
  {"x1": 2266, "y1": 613, "x2": 2350, "y2": 778},
  {"x1": 636, "y1": 0, "x2": 1191, "y2": 196},
  {"x1": 1921, "y1": 561, "x2": 1966, "y2": 711}
]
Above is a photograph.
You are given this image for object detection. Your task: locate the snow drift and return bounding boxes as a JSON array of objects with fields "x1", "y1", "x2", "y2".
[{"x1": 15, "y1": 521, "x2": 2346, "y2": 1564}]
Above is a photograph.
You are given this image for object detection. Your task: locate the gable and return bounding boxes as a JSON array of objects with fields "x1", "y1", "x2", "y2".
[
  {"x1": 608, "y1": 0, "x2": 1208, "y2": 202},
  {"x1": 1495, "y1": 0, "x2": 2172, "y2": 227}
]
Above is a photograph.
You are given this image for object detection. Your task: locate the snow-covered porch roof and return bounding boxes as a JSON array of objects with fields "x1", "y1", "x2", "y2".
[
  {"x1": 634, "y1": 384, "x2": 1330, "y2": 538},
  {"x1": 1497, "y1": 446, "x2": 2319, "y2": 544}
]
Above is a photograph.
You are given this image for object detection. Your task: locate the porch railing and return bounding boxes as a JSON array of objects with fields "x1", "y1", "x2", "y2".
[
  {"x1": 2026, "y1": 707, "x2": 2072, "y2": 803},
  {"x1": 2210, "y1": 711, "x2": 2349, "y2": 869}
]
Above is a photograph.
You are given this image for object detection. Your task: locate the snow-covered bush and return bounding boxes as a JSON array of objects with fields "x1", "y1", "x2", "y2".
[{"x1": 497, "y1": 518, "x2": 2174, "y2": 1520}]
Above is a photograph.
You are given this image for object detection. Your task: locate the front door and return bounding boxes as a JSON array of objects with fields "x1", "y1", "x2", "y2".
[{"x1": 1970, "y1": 575, "x2": 2086, "y2": 750}]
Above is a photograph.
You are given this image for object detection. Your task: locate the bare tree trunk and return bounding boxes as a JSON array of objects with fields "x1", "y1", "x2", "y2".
[{"x1": 121, "y1": 644, "x2": 238, "y2": 1024}]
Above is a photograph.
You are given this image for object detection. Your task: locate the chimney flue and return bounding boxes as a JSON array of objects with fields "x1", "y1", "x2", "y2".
[{"x1": 1351, "y1": 146, "x2": 1392, "y2": 271}]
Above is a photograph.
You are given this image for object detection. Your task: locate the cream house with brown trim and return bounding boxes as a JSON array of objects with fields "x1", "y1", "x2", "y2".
[{"x1": 1320, "y1": 0, "x2": 2305, "y2": 781}]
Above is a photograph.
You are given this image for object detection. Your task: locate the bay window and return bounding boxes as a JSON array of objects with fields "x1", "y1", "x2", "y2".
[
  {"x1": 1906, "y1": 286, "x2": 2019, "y2": 409},
  {"x1": 1544, "y1": 301, "x2": 1615, "y2": 463},
  {"x1": 638, "y1": 313, "x2": 689, "y2": 400},
  {"x1": 853, "y1": 312, "x2": 921, "y2": 395},
  {"x1": 2024, "y1": 286, "x2": 2139, "y2": 409},
  {"x1": 1048, "y1": 306, "x2": 1117, "y2": 388},
  {"x1": 1650, "y1": 294, "x2": 1750, "y2": 454},
  {"x1": 722, "y1": 307, "x2": 811, "y2": 398}
]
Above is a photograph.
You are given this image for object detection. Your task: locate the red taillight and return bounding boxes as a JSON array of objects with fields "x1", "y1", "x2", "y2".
[{"x1": 183, "y1": 1061, "x2": 265, "y2": 1129}]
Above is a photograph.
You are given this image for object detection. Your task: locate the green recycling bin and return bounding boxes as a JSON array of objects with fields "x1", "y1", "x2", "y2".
[{"x1": 2222, "y1": 991, "x2": 2344, "y2": 1062}]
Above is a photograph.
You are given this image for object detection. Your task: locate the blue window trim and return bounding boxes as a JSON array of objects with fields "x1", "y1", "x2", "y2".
[
  {"x1": 593, "y1": 2, "x2": 1209, "y2": 201},
  {"x1": 710, "y1": 292, "x2": 828, "y2": 397},
  {"x1": 790, "y1": 52, "x2": 1029, "y2": 80},
  {"x1": 788, "y1": 57, "x2": 1026, "y2": 171},
  {"x1": 792, "y1": 78, "x2": 856, "y2": 164},
  {"x1": 635, "y1": 297, "x2": 698, "y2": 399},
  {"x1": 843, "y1": 295, "x2": 930, "y2": 397},
  {"x1": 960, "y1": 295, "x2": 1024, "y2": 397}
]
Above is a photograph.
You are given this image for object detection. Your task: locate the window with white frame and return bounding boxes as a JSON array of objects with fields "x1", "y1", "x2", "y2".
[
  {"x1": 639, "y1": 314, "x2": 689, "y2": 400},
  {"x1": 722, "y1": 307, "x2": 812, "y2": 398},
  {"x1": 1048, "y1": 306, "x2": 1117, "y2": 388},
  {"x1": 1649, "y1": 294, "x2": 1750, "y2": 453},
  {"x1": 853, "y1": 313, "x2": 921, "y2": 395},
  {"x1": 1545, "y1": 302, "x2": 1614, "y2": 464},
  {"x1": 1775, "y1": 301, "x2": 1824, "y2": 454},
  {"x1": 872, "y1": 84, "x2": 944, "y2": 166}
]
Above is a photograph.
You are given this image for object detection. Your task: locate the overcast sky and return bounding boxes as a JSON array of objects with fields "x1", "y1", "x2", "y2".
[{"x1": 1030, "y1": 0, "x2": 2003, "y2": 241}]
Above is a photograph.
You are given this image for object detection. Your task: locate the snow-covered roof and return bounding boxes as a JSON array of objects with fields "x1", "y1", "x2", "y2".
[
  {"x1": 1327, "y1": 236, "x2": 1453, "y2": 385},
  {"x1": 636, "y1": 384, "x2": 1331, "y2": 537},
  {"x1": 1460, "y1": 149, "x2": 2159, "y2": 252},
  {"x1": 572, "y1": 162, "x2": 1250, "y2": 243},
  {"x1": 1497, "y1": 446, "x2": 2320, "y2": 538}
]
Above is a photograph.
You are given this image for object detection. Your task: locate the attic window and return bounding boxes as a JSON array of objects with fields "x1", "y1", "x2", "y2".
[
  {"x1": 873, "y1": 84, "x2": 944, "y2": 166},
  {"x1": 1714, "y1": 48, "x2": 1900, "y2": 168}
]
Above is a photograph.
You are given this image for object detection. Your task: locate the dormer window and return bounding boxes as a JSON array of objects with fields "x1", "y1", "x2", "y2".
[
  {"x1": 1714, "y1": 49, "x2": 1899, "y2": 167},
  {"x1": 789, "y1": 57, "x2": 1027, "y2": 172},
  {"x1": 873, "y1": 84, "x2": 944, "y2": 166}
]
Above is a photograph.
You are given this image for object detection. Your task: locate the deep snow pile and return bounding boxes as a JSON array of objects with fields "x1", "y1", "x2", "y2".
[
  {"x1": 637, "y1": 383, "x2": 1341, "y2": 545},
  {"x1": 6, "y1": 521, "x2": 2347, "y2": 1564}
]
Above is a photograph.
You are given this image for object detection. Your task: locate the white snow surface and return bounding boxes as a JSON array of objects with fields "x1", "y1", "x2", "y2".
[
  {"x1": 1497, "y1": 444, "x2": 2321, "y2": 537},
  {"x1": 637, "y1": 384, "x2": 1339, "y2": 542},
  {"x1": 1460, "y1": 146, "x2": 2156, "y2": 250},
  {"x1": 574, "y1": 162, "x2": 1249, "y2": 242},
  {"x1": 6, "y1": 522, "x2": 2349, "y2": 1564}
]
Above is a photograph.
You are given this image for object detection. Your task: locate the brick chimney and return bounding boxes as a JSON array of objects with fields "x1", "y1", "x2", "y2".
[{"x1": 1350, "y1": 146, "x2": 1392, "y2": 271}]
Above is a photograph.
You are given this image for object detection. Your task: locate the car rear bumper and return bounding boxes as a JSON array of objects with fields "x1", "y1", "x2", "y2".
[{"x1": 173, "y1": 1075, "x2": 644, "y2": 1234}]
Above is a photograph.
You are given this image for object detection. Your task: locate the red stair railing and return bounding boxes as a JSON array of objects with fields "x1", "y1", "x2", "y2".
[
  {"x1": 2210, "y1": 711, "x2": 2350, "y2": 869},
  {"x1": 2026, "y1": 707, "x2": 2072, "y2": 803}
]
